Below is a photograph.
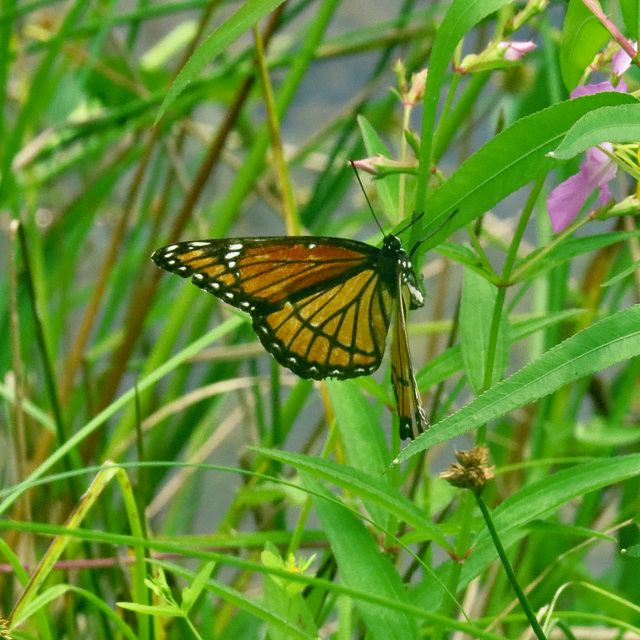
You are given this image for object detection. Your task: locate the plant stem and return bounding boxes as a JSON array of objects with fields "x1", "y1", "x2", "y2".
[
  {"x1": 475, "y1": 179, "x2": 543, "y2": 444},
  {"x1": 475, "y1": 493, "x2": 548, "y2": 640}
]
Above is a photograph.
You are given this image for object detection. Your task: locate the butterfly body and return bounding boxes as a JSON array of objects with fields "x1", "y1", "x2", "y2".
[{"x1": 152, "y1": 233, "x2": 428, "y2": 438}]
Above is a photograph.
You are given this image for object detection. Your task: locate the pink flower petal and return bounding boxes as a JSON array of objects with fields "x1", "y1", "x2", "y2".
[
  {"x1": 570, "y1": 80, "x2": 627, "y2": 99},
  {"x1": 547, "y1": 172, "x2": 593, "y2": 233},
  {"x1": 547, "y1": 144, "x2": 617, "y2": 233},
  {"x1": 612, "y1": 41, "x2": 636, "y2": 75},
  {"x1": 498, "y1": 40, "x2": 536, "y2": 61}
]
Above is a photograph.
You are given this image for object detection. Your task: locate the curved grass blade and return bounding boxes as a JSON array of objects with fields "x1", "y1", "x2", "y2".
[{"x1": 157, "y1": 0, "x2": 286, "y2": 122}]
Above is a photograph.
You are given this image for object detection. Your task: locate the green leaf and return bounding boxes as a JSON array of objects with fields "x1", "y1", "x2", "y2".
[
  {"x1": 303, "y1": 475, "x2": 419, "y2": 640},
  {"x1": 181, "y1": 560, "x2": 215, "y2": 613},
  {"x1": 515, "y1": 231, "x2": 640, "y2": 281},
  {"x1": 328, "y1": 379, "x2": 390, "y2": 472},
  {"x1": 262, "y1": 544, "x2": 318, "y2": 639},
  {"x1": 255, "y1": 447, "x2": 450, "y2": 549},
  {"x1": 417, "y1": 92, "x2": 637, "y2": 254},
  {"x1": 417, "y1": 344, "x2": 463, "y2": 390},
  {"x1": 623, "y1": 544, "x2": 640, "y2": 558},
  {"x1": 460, "y1": 269, "x2": 509, "y2": 394},
  {"x1": 621, "y1": 0, "x2": 640, "y2": 40},
  {"x1": 152, "y1": 559, "x2": 318, "y2": 640},
  {"x1": 559, "y1": 0, "x2": 610, "y2": 91},
  {"x1": 327, "y1": 380, "x2": 391, "y2": 528},
  {"x1": 358, "y1": 115, "x2": 402, "y2": 225},
  {"x1": 117, "y1": 602, "x2": 183, "y2": 617},
  {"x1": 602, "y1": 256, "x2": 640, "y2": 287},
  {"x1": 157, "y1": 0, "x2": 286, "y2": 122},
  {"x1": 397, "y1": 305, "x2": 640, "y2": 462},
  {"x1": 526, "y1": 520, "x2": 617, "y2": 542},
  {"x1": 434, "y1": 242, "x2": 501, "y2": 284},
  {"x1": 551, "y1": 103, "x2": 640, "y2": 160},
  {"x1": 417, "y1": 0, "x2": 514, "y2": 209},
  {"x1": 416, "y1": 310, "x2": 584, "y2": 391},
  {"x1": 575, "y1": 418, "x2": 640, "y2": 447}
]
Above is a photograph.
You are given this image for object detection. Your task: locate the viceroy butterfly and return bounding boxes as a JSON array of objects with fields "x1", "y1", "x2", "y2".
[{"x1": 152, "y1": 232, "x2": 429, "y2": 439}]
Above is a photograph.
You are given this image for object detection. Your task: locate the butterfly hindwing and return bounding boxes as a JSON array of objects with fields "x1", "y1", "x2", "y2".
[
  {"x1": 391, "y1": 283, "x2": 429, "y2": 439},
  {"x1": 253, "y1": 268, "x2": 393, "y2": 380}
]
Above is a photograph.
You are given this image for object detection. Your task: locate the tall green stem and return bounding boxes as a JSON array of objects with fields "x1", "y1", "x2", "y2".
[
  {"x1": 476, "y1": 493, "x2": 548, "y2": 640},
  {"x1": 476, "y1": 178, "x2": 545, "y2": 443}
]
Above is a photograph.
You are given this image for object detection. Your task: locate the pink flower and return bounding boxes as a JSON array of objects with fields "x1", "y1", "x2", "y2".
[
  {"x1": 547, "y1": 144, "x2": 617, "y2": 233},
  {"x1": 498, "y1": 40, "x2": 536, "y2": 61},
  {"x1": 547, "y1": 42, "x2": 637, "y2": 232}
]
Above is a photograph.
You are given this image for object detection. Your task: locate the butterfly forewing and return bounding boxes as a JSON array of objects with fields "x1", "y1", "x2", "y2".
[{"x1": 152, "y1": 238, "x2": 376, "y2": 313}]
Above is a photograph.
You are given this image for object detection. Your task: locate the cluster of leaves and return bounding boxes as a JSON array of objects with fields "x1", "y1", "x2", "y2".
[{"x1": 2, "y1": 0, "x2": 640, "y2": 639}]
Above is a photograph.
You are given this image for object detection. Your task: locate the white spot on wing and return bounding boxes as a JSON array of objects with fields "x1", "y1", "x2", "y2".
[
  {"x1": 189, "y1": 241, "x2": 210, "y2": 247},
  {"x1": 229, "y1": 243, "x2": 243, "y2": 250},
  {"x1": 224, "y1": 251, "x2": 240, "y2": 260}
]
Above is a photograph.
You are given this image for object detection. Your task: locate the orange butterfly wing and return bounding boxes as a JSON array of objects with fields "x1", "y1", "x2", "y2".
[
  {"x1": 152, "y1": 238, "x2": 375, "y2": 312},
  {"x1": 153, "y1": 235, "x2": 429, "y2": 438},
  {"x1": 252, "y1": 267, "x2": 393, "y2": 380}
]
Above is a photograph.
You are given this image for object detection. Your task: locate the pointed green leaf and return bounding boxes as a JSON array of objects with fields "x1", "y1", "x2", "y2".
[
  {"x1": 459, "y1": 454, "x2": 640, "y2": 585},
  {"x1": 559, "y1": 0, "x2": 610, "y2": 91},
  {"x1": 551, "y1": 103, "x2": 640, "y2": 160},
  {"x1": 255, "y1": 447, "x2": 449, "y2": 549},
  {"x1": 460, "y1": 269, "x2": 509, "y2": 394},
  {"x1": 157, "y1": 0, "x2": 286, "y2": 122},
  {"x1": 358, "y1": 115, "x2": 402, "y2": 224},
  {"x1": 416, "y1": 92, "x2": 637, "y2": 254},
  {"x1": 304, "y1": 475, "x2": 419, "y2": 640},
  {"x1": 398, "y1": 305, "x2": 640, "y2": 462}
]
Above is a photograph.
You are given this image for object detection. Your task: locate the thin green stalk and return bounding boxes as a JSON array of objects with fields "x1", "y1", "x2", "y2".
[
  {"x1": 8, "y1": 221, "x2": 30, "y2": 518},
  {"x1": 253, "y1": 23, "x2": 300, "y2": 235},
  {"x1": 9, "y1": 464, "x2": 120, "y2": 626},
  {"x1": 288, "y1": 497, "x2": 313, "y2": 556},
  {"x1": 211, "y1": 0, "x2": 343, "y2": 238},
  {"x1": 465, "y1": 224, "x2": 498, "y2": 279},
  {"x1": 502, "y1": 178, "x2": 545, "y2": 283},
  {"x1": 15, "y1": 223, "x2": 83, "y2": 480},
  {"x1": 475, "y1": 179, "x2": 543, "y2": 444},
  {"x1": 510, "y1": 205, "x2": 595, "y2": 284},
  {"x1": 475, "y1": 493, "x2": 548, "y2": 640}
]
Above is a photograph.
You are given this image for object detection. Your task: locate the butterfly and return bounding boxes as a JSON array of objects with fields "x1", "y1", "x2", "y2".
[{"x1": 152, "y1": 232, "x2": 429, "y2": 439}]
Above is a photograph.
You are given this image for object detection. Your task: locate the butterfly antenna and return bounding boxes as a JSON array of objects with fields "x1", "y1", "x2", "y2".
[
  {"x1": 396, "y1": 212, "x2": 425, "y2": 236},
  {"x1": 350, "y1": 160, "x2": 384, "y2": 235},
  {"x1": 410, "y1": 209, "x2": 457, "y2": 257}
]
